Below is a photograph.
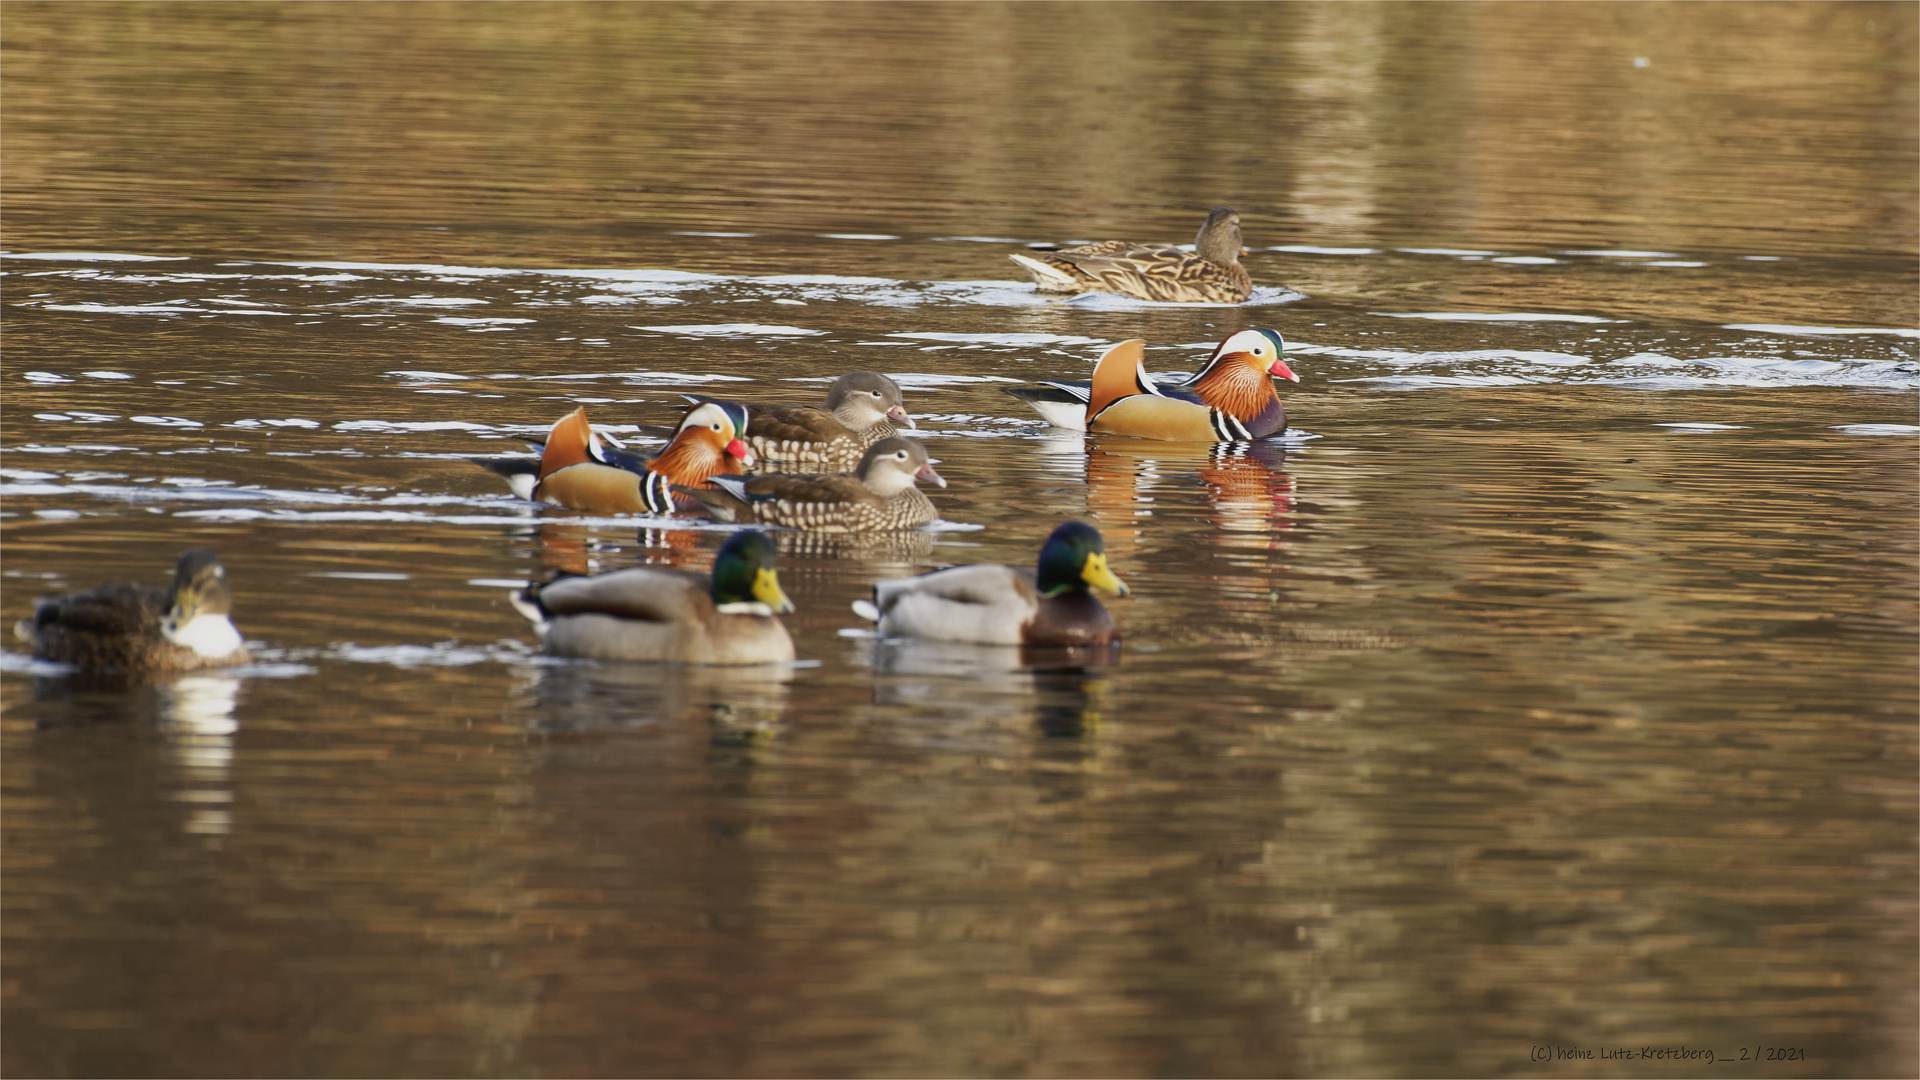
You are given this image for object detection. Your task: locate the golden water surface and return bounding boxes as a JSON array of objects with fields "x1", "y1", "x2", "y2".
[{"x1": 3, "y1": 4, "x2": 1916, "y2": 1077}]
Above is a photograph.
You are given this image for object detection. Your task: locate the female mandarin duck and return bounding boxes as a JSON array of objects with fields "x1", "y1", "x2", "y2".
[
  {"x1": 511, "y1": 529, "x2": 795, "y2": 664},
  {"x1": 14, "y1": 547, "x2": 251, "y2": 674},
  {"x1": 1005, "y1": 329, "x2": 1297, "y2": 441},
  {"x1": 852, "y1": 521, "x2": 1129, "y2": 646},
  {"x1": 1009, "y1": 207, "x2": 1253, "y2": 304},
  {"x1": 745, "y1": 371, "x2": 916, "y2": 471},
  {"x1": 484, "y1": 400, "x2": 753, "y2": 514},
  {"x1": 678, "y1": 436, "x2": 946, "y2": 533}
]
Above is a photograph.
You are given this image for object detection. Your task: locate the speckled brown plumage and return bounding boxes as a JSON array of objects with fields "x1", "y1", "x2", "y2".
[
  {"x1": 14, "y1": 548, "x2": 250, "y2": 675},
  {"x1": 678, "y1": 436, "x2": 945, "y2": 533},
  {"x1": 1010, "y1": 207, "x2": 1253, "y2": 304},
  {"x1": 746, "y1": 371, "x2": 914, "y2": 471}
]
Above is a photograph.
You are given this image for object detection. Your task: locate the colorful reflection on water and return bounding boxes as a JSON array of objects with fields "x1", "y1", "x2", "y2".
[{"x1": 3, "y1": 3, "x2": 1915, "y2": 1076}]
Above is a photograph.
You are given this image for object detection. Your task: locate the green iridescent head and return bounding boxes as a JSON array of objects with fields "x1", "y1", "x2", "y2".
[
  {"x1": 710, "y1": 530, "x2": 794, "y2": 614},
  {"x1": 1036, "y1": 522, "x2": 1129, "y2": 599}
]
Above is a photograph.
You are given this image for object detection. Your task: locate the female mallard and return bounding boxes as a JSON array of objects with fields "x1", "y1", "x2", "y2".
[
  {"x1": 1004, "y1": 329, "x2": 1297, "y2": 441},
  {"x1": 1009, "y1": 207, "x2": 1253, "y2": 304},
  {"x1": 678, "y1": 436, "x2": 946, "y2": 533},
  {"x1": 852, "y1": 521, "x2": 1129, "y2": 646},
  {"x1": 14, "y1": 547, "x2": 251, "y2": 674},
  {"x1": 510, "y1": 529, "x2": 796, "y2": 665},
  {"x1": 746, "y1": 371, "x2": 916, "y2": 471},
  {"x1": 482, "y1": 400, "x2": 754, "y2": 514}
]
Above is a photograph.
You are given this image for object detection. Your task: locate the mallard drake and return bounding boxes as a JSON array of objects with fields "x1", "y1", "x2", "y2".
[
  {"x1": 14, "y1": 547, "x2": 251, "y2": 674},
  {"x1": 745, "y1": 371, "x2": 915, "y2": 471},
  {"x1": 1009, "y1": 207, "x2": 1253, "y2": 304},
  {"x1": 1004, "y1": 329, "x2": 1297, "y2": 441},
  {"x1": 852, "y1": 521, "x2": 1129, "y2": 646},
  {"x1": 677, "y1": 436, "x2": 946, "y2": 533},
  {"x1": 510, "y1": 529, "x2": 796, "y2": 665},
  {"x1": 482, "y1": 400, "x2": 753, "y2": 514}
]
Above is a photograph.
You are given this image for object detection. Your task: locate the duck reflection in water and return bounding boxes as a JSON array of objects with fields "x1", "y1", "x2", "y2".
[
  {"x1": 157, "y1": 674, "x2": 242, "y2": 837},
  {"x1": 513, "y1": 657, "x2": 792, "y2": 749},
  {"x1": 1086, "y1": 438, "x2": 1294, "y2": 532},
  {"x1": 15, "y1": 666, "x2": 244, "y2": 839},
  {"x1": 765, "y1": 527, "x2": 935, "y2": 571},
  {"x1": 511, "y1": 521, "x2": 711, "y2": 580},
  {"x1": 511, "y1": 531, "x2": 798, "y2": 749},
  {"x1": 1082, "y1": 437, "x2": 1297, "y2": 595},
  {"x1": 852, "y1": 521, "x2": 1127, "y2": 742},
  {"x1": 858, "y1": 635, "x2": 1116, "y2": 745},
  {"x1": 1197, "y1": 439, "x2": 1297, "y2": 532}
]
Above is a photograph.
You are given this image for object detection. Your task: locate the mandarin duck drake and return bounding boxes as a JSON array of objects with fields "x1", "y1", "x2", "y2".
[
  {"x1": 14, "y1": 547, "x2": 251, "y2": 675},
  {"x1": 852, "y1": 521, "x2": 1129, "y2": 646},
  {"x1": 677, "y1": 436, "x2": 946, "y2": 533},
  {"x1": 511, "y1": 529, "x2": 795, "y2": 665},
  {"x1": 1005, "y1": 329, "x2": 1296, "y2": 441},
  {"x1": 1009, "y1": 207, "x2": 1254, "y2": 304},
  {"x1": 743, "y1": 371, "x2": 915, "y2": 471},
  {"x1": 482, "y1": 400, "x2": 753, "y2": 515}
]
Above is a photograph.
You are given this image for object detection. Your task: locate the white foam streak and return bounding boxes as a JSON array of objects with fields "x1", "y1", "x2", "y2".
[
  {"x1": 1831, "y1": 424, "x2": 1920, "y2": 437},
  {"x1": 1725, "y1": 324, "x2": 1919, "y2": 338},
  {"x1": 1377, "y1": 311, "x2": 1623, "y2": 323},
  {"x1": 638, "y1": 323, "x2": 825, "y2": 336},
  {"x1": 890, "y1": 332, "x2": 1107, "y2": 346}
]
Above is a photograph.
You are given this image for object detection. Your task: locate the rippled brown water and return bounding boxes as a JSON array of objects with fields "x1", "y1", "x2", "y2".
[{"x1": 4, "y1": 3, "x2": 1916, "y2": 1077}]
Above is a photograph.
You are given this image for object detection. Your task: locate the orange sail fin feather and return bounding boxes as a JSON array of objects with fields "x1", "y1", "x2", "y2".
[
  {"x1": 1009, "y1": 329, "x2": 1297, "y2": 441},
  {"x1": 491, "y1": 401, "x2": 753, "y2": 515},
  {"x1": 1085, "y1": 339, "x2": 1156, "y2": 421},
  {"x1": 535, "y1": 407, "x2": 600, "y2": 477}
]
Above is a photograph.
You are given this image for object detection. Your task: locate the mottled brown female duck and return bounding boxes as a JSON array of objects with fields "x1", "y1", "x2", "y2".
[
  {"x1": 1005, "y1": 329, "x2": 1297, "y2": 441},
  {"x1": 511, "y1": 529, "x2": 795, "y2": 665},
  {"x1": 678, "y1": 436, "x2": 946, "y2": 533},
  {"x1": 14, "y1": 547, "x2": 251, "y2": 674},
  {"x1": 745, "y1": 370, "x2": 915, "y2": 471},
  {"x1": 1009, "y1": 207, "x2": 1253, "y2": 304},
  {"x1": 852, "y1": 521, "x2": 1129, "y2": 646}
]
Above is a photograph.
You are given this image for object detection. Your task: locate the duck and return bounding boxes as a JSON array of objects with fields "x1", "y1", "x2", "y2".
[
  {"x1": 481, "y1": 400, "x2": 753, "y2": 514},
  {"x1": 1004, "y1": 329, "x2": 1297, "y2": 441},
  {"x1": 743, "y1": 370, "x2": 916, "y2": 471},
  {"x1": 676, "y1": 436, "x2": 946, "y2": 533},
  {"x1": 1009, "y1": 207, "x2": 1253, "y2": 304},
  {"x1": 14, "y1": 547, "x2": 251, "y2": 674},
  {"x1": 510, "y1": 529, "x2": 796, "y2": 665},
  {"x1": 852, "y1": 521, "x2": 1129, "y2": 646}
]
